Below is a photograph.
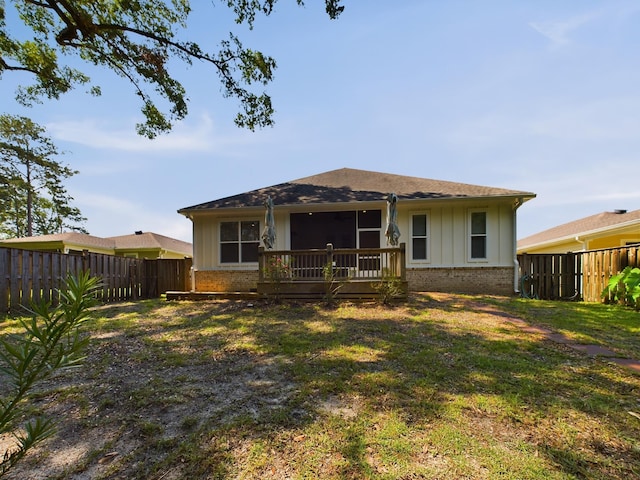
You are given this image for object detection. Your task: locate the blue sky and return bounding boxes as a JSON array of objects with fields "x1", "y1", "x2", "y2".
[{"x1": 4, "y1": 1, "x2": 640, "y2": 243}]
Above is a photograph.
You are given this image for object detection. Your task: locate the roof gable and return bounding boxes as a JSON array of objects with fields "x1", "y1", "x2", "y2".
[
  {"x1": 107, "y1": 232, "x2": 192, "y2": 256},
  {"x1": 518, "y1": 209, "x2": 640, "y2": 249},
  {"x1": 179, "y1": 168, "x2": 535, "y2": 212}
]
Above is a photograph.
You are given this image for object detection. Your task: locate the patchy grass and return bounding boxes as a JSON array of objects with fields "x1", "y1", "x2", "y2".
[
  {"x1": 484, "y1": 295, "x2": 640, "y2": 359},
  {"x1": 1, "y1": 293, "x2": 639, "y2": 479}
]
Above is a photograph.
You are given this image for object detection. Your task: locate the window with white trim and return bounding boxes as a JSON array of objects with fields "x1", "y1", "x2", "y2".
[
  {"x1": 357, "y1": 210, "x2": 381, "y2": 248},
  {"x1": 411, "y1": 213, "x2": 429, "y2": 261},
  {"x1": 469, "y1": 211, "x2": 487, "y2": 260},
  {"x1": 220, "y1": 220, "x2": 260, "y2": 263}
]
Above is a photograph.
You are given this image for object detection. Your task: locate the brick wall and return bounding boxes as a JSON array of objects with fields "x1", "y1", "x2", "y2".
[
  {"x1": 406, "y1": 267, "x2": 515, "y2": 295},
  {"x1": 194, "y1": 270, "x2": 259, "y2": 292},
  {"x1": 194, "y1": 267, "x2": 515, "y2": 295}
]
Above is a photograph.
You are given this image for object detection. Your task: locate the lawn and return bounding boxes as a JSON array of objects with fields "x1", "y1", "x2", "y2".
[{"x1": 1, "y1": 293, "x2": 639, "y2": 479}]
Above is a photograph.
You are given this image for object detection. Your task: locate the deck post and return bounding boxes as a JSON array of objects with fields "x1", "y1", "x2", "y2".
[
  {"x1": 258, "y1": 246, "x2": 265, "y2": 282},
  {"x1": 399, "y1": 242, "x2": 406, "y2": 281},
  {"x1": 326, "y1": 243, "x2": 334, "y2": 270}
]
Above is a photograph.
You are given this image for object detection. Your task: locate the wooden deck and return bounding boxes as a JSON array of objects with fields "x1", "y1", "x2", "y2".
[
  {"x1": 257, "y1": 279, "x2": 408, "y2": 300},
  {"x1": 166, "y1": 291, "x2": 260, "y2": 301},
  {"x1": 166, "y1": 281, "x2": 407, "y2": 302},
  {"x1": 257, "y1": 244, "x2": 407, "y2": 300},
  {"x1": 167, "y1": 245, "x2": 408, "y2": 302}
]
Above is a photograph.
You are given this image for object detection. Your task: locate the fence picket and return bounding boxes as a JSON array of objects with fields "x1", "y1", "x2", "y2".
[
  {"x1": 518, "y1": 244, "x2": 640, "y2": 302},
  {"x1": 0, "y1": 247, "x2": 192, "y2": 313}
]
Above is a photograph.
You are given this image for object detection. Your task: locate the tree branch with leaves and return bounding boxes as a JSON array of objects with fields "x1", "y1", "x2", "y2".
[{"x1": 1, "y1": 0, "x2": 345, "y2": 138}]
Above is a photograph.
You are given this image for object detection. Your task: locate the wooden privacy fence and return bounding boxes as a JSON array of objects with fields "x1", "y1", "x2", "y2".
[
  {"x1": 517, "y1": 244, "x2": 640, "y2": 301},
  {"x1": 581, "y1": 245, "x2": 639, "y2": 302},
  {"x1": 517, "y1": 252, "x2": 582, "y2": 300},
  {"x1": 0, "y1": 247, "x2": 192, "y2": 314}
]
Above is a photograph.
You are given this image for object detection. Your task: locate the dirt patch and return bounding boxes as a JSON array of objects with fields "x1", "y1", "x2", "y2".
[{"x1": 2, "y1": 300, "x2": 301, "y2": 479}]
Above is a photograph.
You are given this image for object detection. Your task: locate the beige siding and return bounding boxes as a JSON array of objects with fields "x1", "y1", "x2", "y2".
[
  {"x1": 401, "y1": 201, "x2": 515, "y2": 268},
  {"x1": 192, "y1": 211, "x2": 267, "y2": 269},
  {"x1": 191, "y1": 199, "x2": 517, "y2": 271}
]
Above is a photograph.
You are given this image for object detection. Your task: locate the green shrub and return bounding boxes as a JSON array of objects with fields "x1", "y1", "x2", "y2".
[
  {"x1": 0, "y1": 271, "x2": 101, "y2": 477},
  {"x1": 602, "y1": 266, "x2": 640, "y2": 310},
  {"x1": 372, "y1": 274, "x2": 405, "y2": 305}
]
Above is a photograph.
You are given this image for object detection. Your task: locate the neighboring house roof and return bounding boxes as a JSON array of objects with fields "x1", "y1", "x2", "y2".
[
  {"x1": 107, "y1": 232, "x2": 193, "y2": 256},
  {"x1": 518, "y1": 209, "x2": 640, "y2": 251},
  {"x1": 0, "y1": 232, "x2": 193, "y2": 257},
  {"x1": 179, "y1": 167, "x2": 535, "y2": 212},
  {"x1": 0, "y1": 232, "x2": 115, "y2": 249}
]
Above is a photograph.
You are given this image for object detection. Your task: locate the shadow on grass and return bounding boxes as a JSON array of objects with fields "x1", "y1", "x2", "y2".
[{"x1": 4, "y1": 294, "x2": 639, "y2": 479}]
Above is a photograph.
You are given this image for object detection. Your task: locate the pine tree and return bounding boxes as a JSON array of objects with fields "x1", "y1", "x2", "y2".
[{"x1": 0, "y1": 115, "x2": 86, "y2": 238}]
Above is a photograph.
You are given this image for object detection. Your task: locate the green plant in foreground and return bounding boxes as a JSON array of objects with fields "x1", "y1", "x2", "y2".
[
  {"x1": 323, "y1": 262, "x2": 347, "y2": 305},
  {"x1": 0, "y1": 271, "x2": 101, "y2": 477},
  {"x1": 602, "y1": 266, "x2": 640, "y2": 310},
  {"x1": 263, "y1": 255, "x2": 292, "y2": 302},
  {"x1": 372, "y1": 271, "x2": 405, "y2": 305}
]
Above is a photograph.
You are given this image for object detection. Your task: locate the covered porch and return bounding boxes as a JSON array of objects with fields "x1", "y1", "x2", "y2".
[{"x1": 257, "y1": 243, "x2": 408, "y2": 300}]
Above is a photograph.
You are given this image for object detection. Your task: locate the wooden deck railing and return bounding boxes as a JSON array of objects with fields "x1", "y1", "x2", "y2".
[{"x1": 258, "y1": 243, "x2": 406, "y2": 282}]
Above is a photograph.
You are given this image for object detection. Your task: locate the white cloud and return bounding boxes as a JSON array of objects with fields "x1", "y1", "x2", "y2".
[
  {"x1": 46, "y1": 113, "x2": 219, "y2": 153},
  {"x1": 529, "y1": 11, "x2": 599, "y2": 47}
]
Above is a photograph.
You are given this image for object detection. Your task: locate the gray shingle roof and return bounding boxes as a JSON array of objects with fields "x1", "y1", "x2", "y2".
[
  {"x1": 179, "y1": 168, "x2": 535, "y2": 212},
  {"x1": 518, "y1": 209, "x2": 640, "y2": 249}
]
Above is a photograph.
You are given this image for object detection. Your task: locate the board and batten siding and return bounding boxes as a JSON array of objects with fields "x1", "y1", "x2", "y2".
[
  {"x1": 399, "y1": 201, "x2": 515, "y2": 267},
  {"x1": 191, "y1": 200, "x2": 516, "y2": 271}
]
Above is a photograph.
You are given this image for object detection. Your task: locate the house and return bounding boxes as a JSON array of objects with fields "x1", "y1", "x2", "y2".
[
  {"x1": 517, "y1": 208, "x2": 640, "y2": 254},
  {"x1": 178, "y1": 168, "x2": 535, "y2": 295},
  {"x1": 0, "y1": 231, "x2": 193, "y2": 259}
]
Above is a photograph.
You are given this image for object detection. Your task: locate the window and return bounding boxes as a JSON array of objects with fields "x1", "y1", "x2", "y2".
[
  {"x1": 357, "y1": 210, "x2": 381, "y2": 248},
  {"x1": 220, "y1": 220, "x2": 260, "y2": 263},
  {"x1": 470, "y1": 211, "x2": 487, "y2": 259},
  {"x1": 411, "y1": 213, "x2": 428, "y2": 261}
]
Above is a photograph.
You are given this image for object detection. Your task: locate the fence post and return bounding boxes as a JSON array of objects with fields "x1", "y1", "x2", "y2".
[{"x1": 82, "y1": 249, "x2": 89, "y2": 272}]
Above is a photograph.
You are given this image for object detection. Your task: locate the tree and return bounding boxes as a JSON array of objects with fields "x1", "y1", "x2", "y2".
[
  {"x1": 0, "y1": 1, "x2": 345, "y2": 138},
  {"x1": 0, "y1": 271, "x2": 101, "y2": 477},
  {"x1": 0, "y1": 114, "x2": 87, "y2": 238}
]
